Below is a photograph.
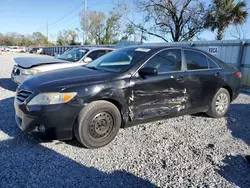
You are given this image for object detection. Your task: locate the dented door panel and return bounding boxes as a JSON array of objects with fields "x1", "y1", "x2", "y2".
[
  {"x1": 129, "y1": 72, "x2": 188, "y2": 120},
  {"x1": 185, "y1": 70, "x2": 222, "y2": 110}
]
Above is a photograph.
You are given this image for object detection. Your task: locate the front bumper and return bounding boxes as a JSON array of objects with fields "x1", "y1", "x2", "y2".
[
  {"x1": 11, "y1": 67, "x2": 31, "y2": 84},
  {"x1": 14, "y1": 98, "x2": 82, "y2": 140}
]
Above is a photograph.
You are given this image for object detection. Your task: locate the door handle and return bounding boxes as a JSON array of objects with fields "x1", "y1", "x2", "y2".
[{"x1": 176, "y1": 76, "x2": 185, "y2": 82}]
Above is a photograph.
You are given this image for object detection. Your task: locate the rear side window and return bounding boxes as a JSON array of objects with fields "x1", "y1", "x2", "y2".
[
  {"x1": 88, "y1": 50, "x2": 106, "y2": 60},
  {"x1": 184, "y1": 50, "x2": 208, "y2": 70},
  {"x1": 144, "y1": 49, "x2": 182, "y2": 73},
  {"x1": 207, "y1": 57, "x2": 219, "y2": 69}
]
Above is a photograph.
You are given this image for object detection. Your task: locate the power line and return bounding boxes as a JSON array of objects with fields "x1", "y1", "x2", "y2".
[
  {"x1": 88, "y1": 0, "x2": 103, "y2": 8},
  {"x1": 49, "y1": 13, "x2": 80, "y2": 30},
  {"x1": 61, "y1": 20, "x2": 80, "y2": 31},
  {"x1": 35, "y1": 0, "x2": 103, "y2": 33},
  {"x1": 48, "y1": 1, "x2": 84, "y2": 26},
  {"x1": 35, "y1": 1, "x2": 84, "y2": 32}
]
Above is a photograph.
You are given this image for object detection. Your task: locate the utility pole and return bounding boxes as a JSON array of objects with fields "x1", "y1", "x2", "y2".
[
  {"x1": 46, "y1": 21, "x2": 49, "y2": 42},
  {"x1": 84, "y1": 0, "x2": 88, "y2": 45}
]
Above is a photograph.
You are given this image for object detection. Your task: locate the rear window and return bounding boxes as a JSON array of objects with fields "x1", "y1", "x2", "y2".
[
  {"x1": 207, "y1": 55, "x2": 235, "y2": 69},
  {"x1": 207, "y1": 57, "x2": 219, "y2": 69}
]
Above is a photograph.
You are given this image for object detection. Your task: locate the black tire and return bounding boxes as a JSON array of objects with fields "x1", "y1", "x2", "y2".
[
  {"x1": 74, "y1": 100, "x2": 121, "y2": 148},
  {"x1": 206, "y1": 88, "x2": 230, "y2": 118}
]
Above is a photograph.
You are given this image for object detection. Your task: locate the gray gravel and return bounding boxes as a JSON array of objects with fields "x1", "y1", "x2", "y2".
[{"x1": 0, "y1": 52, "x2": 250, "y2": 187}]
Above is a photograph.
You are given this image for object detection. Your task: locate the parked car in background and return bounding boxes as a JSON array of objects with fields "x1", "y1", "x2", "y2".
[
  {"x1": 5, "y1": 47, "x2": 11, "y2": 52},
  {"x1": 11, "y1": 47, "x2": 114, "y2": 84},
  {"x1": 29, "y1": 47, "x2": 43, "y2": 54},
  {"x1": 9, "y1": 46, "x2": 26, "y2": 53},
  {"x1": 14, "y1": 46, "x2": 241, "y2": 148},
  {"x1": 0, "y1": 46, "x2": 6, "y2": 51}
]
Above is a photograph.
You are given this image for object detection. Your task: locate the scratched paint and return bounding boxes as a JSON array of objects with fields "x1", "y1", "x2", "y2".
[{"x1": 129, "y1": 88, "x2": 188, "y2": 120}]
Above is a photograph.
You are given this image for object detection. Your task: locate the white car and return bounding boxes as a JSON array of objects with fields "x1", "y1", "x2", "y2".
[
  {"x1": 11, "y1": 47, "x2": 114, "y2": 84},
  {"x1": 9, "y1": 46, "x2": 26, "y2": 53}
]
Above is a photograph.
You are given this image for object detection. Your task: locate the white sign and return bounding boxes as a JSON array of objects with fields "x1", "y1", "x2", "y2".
[
  {"x1": 135, "y1": 48, "x2": 151, "y2": 52},
  {"x1": 208, "y1": 47, "x2": 219, "y2": 55}
]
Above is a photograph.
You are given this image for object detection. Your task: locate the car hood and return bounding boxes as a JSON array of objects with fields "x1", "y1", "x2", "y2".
[
  {"x1": 14, "y1": 57, "x2": 70, "y2": 68},
  {"x1": 20, "y1": 66, "x2": 117, "y2": 92}
]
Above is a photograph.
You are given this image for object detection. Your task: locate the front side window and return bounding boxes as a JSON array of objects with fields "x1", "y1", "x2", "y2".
[
  {"x1": 184, "y1": 50, "x2": 208, "y2": 70},
  {"x1": 86, "y1": 48, "x2": 148, "y2": 73},
  {"x1": 143, "y1": 49, "x2": 182, "y2": 73},
  {"x1": 57, "y1": 48, "x2": 89, "y2": 62}
]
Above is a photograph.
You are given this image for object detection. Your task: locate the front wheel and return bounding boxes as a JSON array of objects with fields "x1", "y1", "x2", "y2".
[
  {"x1": 206, "y1": 88, "x2": 230, "y2": 118},
  {"x1": 74, "y1": 100, "x2": 121, "y2": 148}
]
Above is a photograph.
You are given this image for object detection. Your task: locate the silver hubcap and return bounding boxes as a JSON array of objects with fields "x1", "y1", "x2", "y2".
[{"x1": 215, "y1": 93, "x2": 229, "y2": 115}]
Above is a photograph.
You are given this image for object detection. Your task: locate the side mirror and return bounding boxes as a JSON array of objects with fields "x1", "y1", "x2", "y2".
[
  {"x1": 138, "y1": 67, "x2": 158, "y2": 78},
  {"x1": 83, "y1": 57, "x2": 93, "y2": 64}
]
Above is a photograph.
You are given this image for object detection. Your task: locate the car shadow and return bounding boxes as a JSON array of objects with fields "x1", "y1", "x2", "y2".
[
  {"x1": 190, "y1": 112, "x2": 211, "y2": 118},
  {"x1": 0, "y1": 78, "x2": 18, "y2": 92},
  {"x1": 217, "y1": 155, "x2": 250, "y2": 188},
  {"x1": 226, "y1": 104, "x2": 250, "y2": 146},
  {"x1": 216, "y1": 103, "x2": 250, "y2": 187},
  {"x1": 0, "y1": 97, "x2": 156, "y2": 187}
]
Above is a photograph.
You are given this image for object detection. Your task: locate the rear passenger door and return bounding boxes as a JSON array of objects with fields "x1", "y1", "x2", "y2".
[{"x1": 184, "y1": 50, "x2": 221, "y2": 110}]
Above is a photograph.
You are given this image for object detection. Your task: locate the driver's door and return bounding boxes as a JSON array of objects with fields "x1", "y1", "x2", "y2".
[{"x1": 129, "y1": 48, "x2": 188, "y2": 121}]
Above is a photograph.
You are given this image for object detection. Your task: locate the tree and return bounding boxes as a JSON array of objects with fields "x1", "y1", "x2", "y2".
[
  {"x1": 68, "y1": 30, "x2": 79, "y2": 45},
  {"x1": 0, "y1": 32, "x2": 54, "y2": 46},
  {"x1": 121, "y1": 24, "x2": 136, "y2": 41},
  {"x1": 81, "y1": 11, "x2": 106, "y2": 44},
  {"x1": 56, "y1": 30, "x2": 79, "y2": 46},
  {"x1": 205, "y1": 0, "x2": 248, "y2": 40},
  {"x1": 80, "y1": 10, "x2": 122, "y2": 44},
  {"x1": 56, "y1": 31, "x2": 66, "y2": 46},
  {"x1": 131, "y1": 0, "x2": 207, "y2": 42},
  {"x1": 32, "y1": 32, "x2": 49, "y2": 46},
  {"x1": 103, "y1": 11, "x2": 122, "y2": 44}
]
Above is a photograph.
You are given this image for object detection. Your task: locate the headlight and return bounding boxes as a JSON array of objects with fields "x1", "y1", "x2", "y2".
[
  {"x1": 22, "y1": 69, "x2": 41, "y2": 75},
  {"x1": 28, "y1": 92, "x2": 77, "y2": 105}
]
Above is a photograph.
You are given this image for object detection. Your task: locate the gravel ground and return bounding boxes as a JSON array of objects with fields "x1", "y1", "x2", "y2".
[{"x1": 0, "y1": 52, "x2": 250, "y2": 187}]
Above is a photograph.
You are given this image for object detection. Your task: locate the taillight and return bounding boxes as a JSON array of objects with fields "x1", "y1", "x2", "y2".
[{"x1": 236, "y1": 72, "x2": 242, "y2": 79}]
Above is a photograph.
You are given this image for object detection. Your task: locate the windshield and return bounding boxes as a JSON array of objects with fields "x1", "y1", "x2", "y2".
[
  {"x1": 57, "y1": 48, "x2": 89, "y2": 62},
  {"x1": 86, "y1": 48, "x2": 148, "y2": 73}
]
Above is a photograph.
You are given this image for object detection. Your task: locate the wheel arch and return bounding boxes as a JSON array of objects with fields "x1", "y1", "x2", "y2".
[
  {"x1": 222, "y1": 85, "x2": 233, "y2": 102},
  {"x1": 101, "y1": 98, "x2": 127, "y2": 128}
]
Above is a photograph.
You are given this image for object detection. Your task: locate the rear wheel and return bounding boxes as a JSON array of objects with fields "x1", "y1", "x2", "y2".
[
  {"x1": 206, "y1": 88, "x2": 230, "y2": 118},
  {"x1": 74, "y1": 100, "x2": 121, "y2": 148}
]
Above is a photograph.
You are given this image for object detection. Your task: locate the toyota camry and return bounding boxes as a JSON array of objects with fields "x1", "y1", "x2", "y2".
[{"x1": 14, "y1": 46, "x2": 242, "y2": 148}]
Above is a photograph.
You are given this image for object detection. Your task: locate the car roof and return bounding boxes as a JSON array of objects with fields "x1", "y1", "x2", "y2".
[
  {"x1": 121, "y1": 45, "x2": 210, "y2": 54},
  {"x1": 77, "y1": 47, "x2": 114, "y2": 51}
]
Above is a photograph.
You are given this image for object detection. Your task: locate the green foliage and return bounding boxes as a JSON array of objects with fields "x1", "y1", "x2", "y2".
[
  {"x1": 121, "y1": 24, "x2": 136, "y2": 41},
  {"x1": 205, "y1": 0, "x2": 248, "y2": 40},
  {"x1": 56, "y1": 30, "x2": 79, "y2": 46},
  {"x1": 80, "y1": 10, "x2": 122, "y2": 44},
  {"x1": 0, "y1": 32, "x2": 52, "y2": 46}
]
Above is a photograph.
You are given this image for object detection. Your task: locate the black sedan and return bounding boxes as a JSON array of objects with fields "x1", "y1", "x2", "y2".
[{"x1": 14, "y1": 46, "x2": 242, "y2": 148}]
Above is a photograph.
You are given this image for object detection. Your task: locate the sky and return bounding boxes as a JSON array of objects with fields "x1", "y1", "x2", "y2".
[{"x1": 0, "y1": 0, "x2": 250, "y2": 43}]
